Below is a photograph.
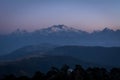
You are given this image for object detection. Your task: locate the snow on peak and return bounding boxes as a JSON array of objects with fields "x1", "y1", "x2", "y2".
[
  {"x1": 50, "y1": 25, "x2": 69, "y2": 31},
  {"x1": 37, "y1": 24, "x2": 86, "y2": 34},
  {"x1": 47, "y1": 24, "x2": 80, "y2": 32}
]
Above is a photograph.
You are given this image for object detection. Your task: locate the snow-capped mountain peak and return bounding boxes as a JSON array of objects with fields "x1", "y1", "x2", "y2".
[
  {"x1": 40, "y1": 24, "x2": 81, "y2": 33},
  {"x1": 49, "y1": 25, "x2": 68, "y2": 32}
]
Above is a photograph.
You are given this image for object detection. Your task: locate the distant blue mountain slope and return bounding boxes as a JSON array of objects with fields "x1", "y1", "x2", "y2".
[{"x1": 0, "y1": 24, "x2": 120, "y2": 55}]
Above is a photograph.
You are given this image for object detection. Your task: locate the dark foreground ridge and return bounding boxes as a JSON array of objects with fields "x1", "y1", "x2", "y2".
[{"x1": 2, "y1": 64, "x2": 120, "y2": 80}]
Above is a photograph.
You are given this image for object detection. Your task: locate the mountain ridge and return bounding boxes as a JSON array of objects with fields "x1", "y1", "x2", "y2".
[
  {"x1": 0, "y1": 45, "x2": 120, "y2": 67},
  {"x1": 7, "y1": 25, "x2": 120, "y2": 35},
  {"x1": 0, "y1": 24, "x2": 120, "y2": 55}
]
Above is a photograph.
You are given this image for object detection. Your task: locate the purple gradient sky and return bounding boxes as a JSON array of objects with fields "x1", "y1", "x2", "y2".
[{"x1": 0, "y1": 0, "x2": 120, "y2": 34}]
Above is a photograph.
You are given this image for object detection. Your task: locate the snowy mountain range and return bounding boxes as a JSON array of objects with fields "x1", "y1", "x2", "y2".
[
  {"x1": 0, "y1": 24, "x2": 120, "y2": 55},
  {"x1": 11, "y1": 24, "x2": 120, "y2": 34},
  {"x1": 40, "y1": 25, "x2": 80, "y2": 32}
]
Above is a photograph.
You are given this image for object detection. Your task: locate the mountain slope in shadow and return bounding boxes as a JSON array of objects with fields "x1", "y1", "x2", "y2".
[
  {"x1": 0, "y1": 55, "x2": 93, "y2": 77},
  {"x1": 0, "y1": 45, "x2": 120, "y2": 67},
  {"x1": 0, "y1": 44, "x2": 57, "y2": 61},
  {"x1": 0, "y1": 45, "x2": 120, "y2": 77},
  {"x1": 49, "y1": 46, "x2": 120, "y2": 67}
]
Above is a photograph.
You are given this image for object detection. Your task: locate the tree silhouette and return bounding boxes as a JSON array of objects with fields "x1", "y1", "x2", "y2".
[
  {"x1": 110, "y1": 68, "x2": 120, "y2": 80},
  {"x1": 2, "y1": 74, "x2": 16, "y2": 80},
  {"x1": 72, "y1": 65, "x2": 86, "y2": 80},
  {"x1": 17, "y1": 76, "x2": 30, "y2": 80},
  {"x1": 32, "y1": 71, "x2": 45, "y2": 80},
  {"x1": 46, "y1": 66, "x2": 59, "y2": 80},
  {"x1": 1, "y1": 64, "x2": 120, "y2": 80}
]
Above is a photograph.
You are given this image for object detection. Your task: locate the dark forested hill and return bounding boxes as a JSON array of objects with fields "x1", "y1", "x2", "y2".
[
  {"x1": 49, "y1": 46, "x2": 120, "y2": 67},
  {"x1": 0, "y1": 45, "x2": 120, "y2": 67},
  {"x1": 0, "y1": 45, "x2": 120, "y2": 77},
  {"x1": 0, "y1": 56, "x2": 92, "y2": 77}
]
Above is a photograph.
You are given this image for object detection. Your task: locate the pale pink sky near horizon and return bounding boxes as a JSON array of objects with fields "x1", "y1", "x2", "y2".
[{"x1": 0, "y1": 0, "x2": 120, "y2": 34}]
